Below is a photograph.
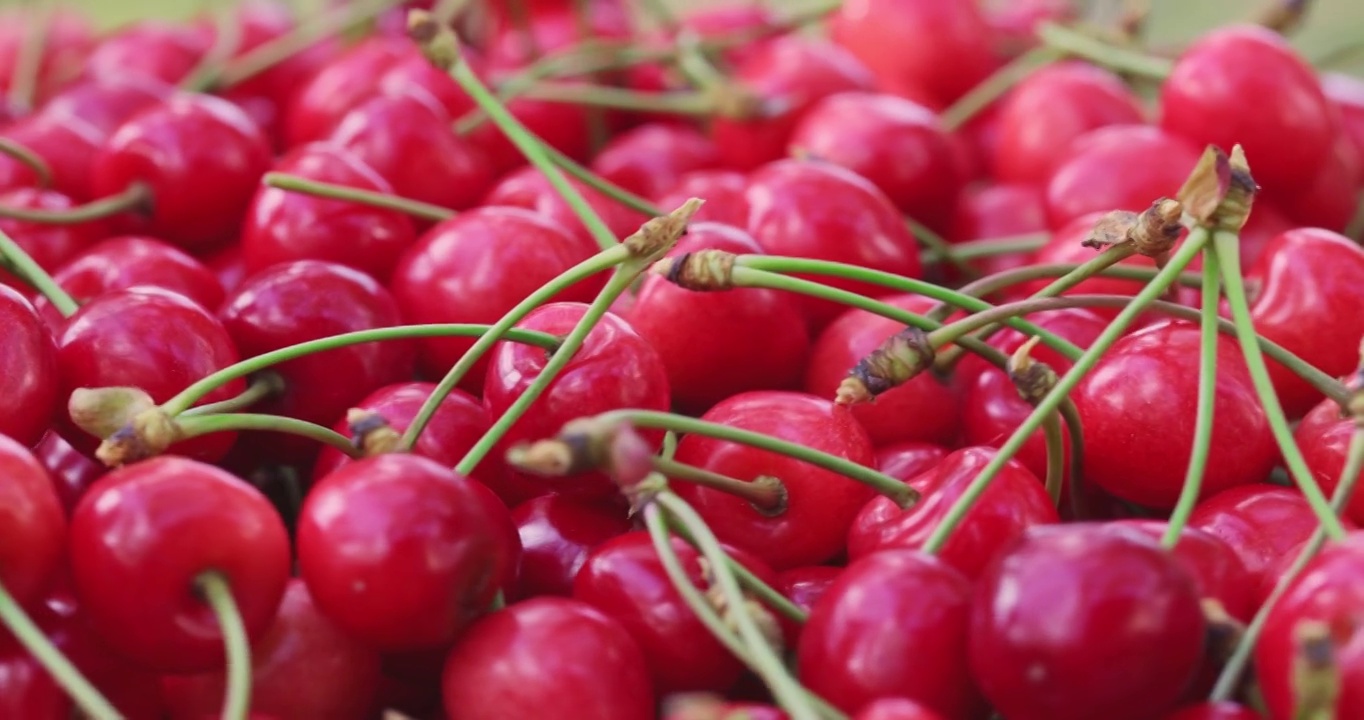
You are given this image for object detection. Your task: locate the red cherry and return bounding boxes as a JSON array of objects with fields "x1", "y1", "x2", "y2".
[
  {"x1": 672, "y1": 391, "x2": 876, "y2": 570},
  {"x1": 0, "y1": 188, "x2": 108, "y2": 291},
  {"x1": 39, "y1": 75, "x2": 174, "y2": 137},
  {"x1": 746, "y1": 159, "x2": 922, "y2": 330},
  {"x1": 1263, "y1": 134, "x2": 1359, "y2": 233},
  {"x1": 948, "y1": 182, "x2": 1047, "y2": 277},
  {"x1": 1323, "y1": 72, "x2": 1364, "y2": 186},
  {"x1": 1163, "y1": 702, "x2": 1264, "y2": 720},
  {"x1": 1117, "y1": 520, "x2": 1257, "y2": 623},
  {"x1": 69, "y1": 456, "x2": 290, "y2": 672},
  {"x1": 92, "y1": 93, "x2": 272, "y2": 250},
  {"x1": 298, "y1": 454, "x2": 518, "y2": 651},
  {"x1": 589, "y1": 123, "x2": 720, "y2": 200},
  {"x1": 1020, "y1": 211, "x2": 1163, "y2": 318},
  {"x1": 970, "y1": 523, "x2": 1206, "y2": 720},
  {"x1": 1160, "y1": 25, "x2": 1334, "y2": 192},
  {"x1": 789, "y1": 91, "x2": 961, "y2": 231},
  {"x1": 484, "y1": 165, "x2": 650, "y2": 246},
  {"x1": 1188, "y1": 484, "x2": 1331, "y2": 595},
  {"x1": 1044, "y1": 124, "x2": 1203, "y2": 228},
  {"x1": 0, "y1": 8, "x2": 93, "y2": 105},
  {"x1": 1233, "y1": 203, "x2": 1296, "y2": 270},
  {"x1": 511, "y1": 494, "x2": 633, "y2": 599},
  {"x1": 84, "y1": 21, "x2": 211, "y2": 86},
  {"x1": 161, "y1": 578, "x2": 382, "y2": 720},
  {"x1": 0, "y1": 112, "x2": 105, "y2": 200},
  {"x1": 0, "y1": 650, "x2": 66, "y2": 719},
  {"x1": 0, "y1": 434, "x2": 65, "y2": 607},
  {"x1": 34, "y1": 432, "x2": 105, "y2": 516},
  {"x1": 854, "y1": 698, "x2": 949, "y2": 720},
  {"x1": 0, "y1": 286, "x2": 60, "y2": 446},
  {"x1": 849, "y1": 446, "x2": 1057, "y2": 579},
  {"x1": 282, "y1": 36, "x2": 413, "y2": 147},
  {"x1": 441, "y1": 597, "x2": 654, "y2": 720},
  {"x1": 654, "y1": 169, "x2": 751, "y2": 228},
  {"x1": 44, "y1": 235, "x2": 225, "y2": 321},
  {"x1": 376, "y1": 52, "x2": 477, "y2": 123},
  {"x1": 465, "y1": 89, "x2": 595, "y2": 176},
  {"x1": 778, "y1": 565, "x2": 841, "y2": 618},
  {"x1": 1298, "y1": 398, "x2": 1364, "y2": 525},
  {"x1": 875, "y1": 442, "x2": 951, "y2": 488},
  {"x1": 628, "y1": 222, "x2": 811, "y2": 413},
  {"x1": 985, "y1": 0, "x2": 1075, "y2": 52},
  {"x1": 804, "y1": 294, "x2": 960, "y2": 446},
  {"x1": 482, "y1": 1, "x2": 630, "y2": 68},
  {"x1": 242, "y1": 142, "x2": 418, "y2": 281},
  {"x1": 204, "y1": 243, "x2": 248, "y2": 295}
]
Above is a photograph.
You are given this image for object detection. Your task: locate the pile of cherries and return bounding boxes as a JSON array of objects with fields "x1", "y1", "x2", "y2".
[{"x1": 3, "y1": 0, "x2": 1364, "y2": 719}]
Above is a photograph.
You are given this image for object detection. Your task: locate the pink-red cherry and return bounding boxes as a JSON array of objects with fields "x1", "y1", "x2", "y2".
[
  {"x1": 484, "y1": 165, "x2": 650, "y2": 246},
  {"x1": 1020, "y1": 211, "x2": 1164, "y2": 318},
  {"x1": 1117, "y1": 520, "x2": 1257, "y2": 623},
  {"x1": 0, "y1": 434, "x2": 65, "y2": 606},
  {"x1": 39, "y1": 75, "x2": 173, "y2": 137},
  {"x1": 34, "y1": 432, "x2": 105, "y2": 516},
  {"x1": 0, "y1": 113, "x2": 105, "y2": 200},
  {"x1": 43, "y1": 236, "x2": 225, "y2": 323},
  {"x1": 1044, "y1": 124, "x2": 1203, "y2": 228},
  {"x1": 84, "y1": 21, "x2": 210, "y2": 86},
  {"x1": 0, "y1": 188, "x2": 108, "y2": 290},
  {"x1": 0, "y1": 286, "x2": 60, "y2": 446},
  {"x1": 1298, "y1": 398, "x2": 1364, "y2": 525},
  {"x1": 0, "y1": 8, "x2": 93, "y2": 104},
  {"x1": 590, "y1": 123, "x2": 720, "y2": 200},
  {"x1": 282, "y1": 36, "x2": 413, "y2": 147},
  {"x1": 655, "y1": 169, "x2": 750, "y2": 228},
  {"x1": 0, "y1": 650, "x2": 67, "y2": 719},
  {"x1": 854, "y1": 698, "x2": 949, "y2": 720},
  {"x1": 948, "y1": 182, "x2": 1048, "y2": 277},
  {"x1": 1189, "y1": 484, "x2": 1343, "y2": 591},
  {"x1": 1324, "y1": 72, "x2": 1364, "y2": 186},
  {"x1": 875, "y1": 442, "x2": 951, "y2": 489},
  {"x1": 511, "y1": 494, "x2": 632, "y2": 599}
]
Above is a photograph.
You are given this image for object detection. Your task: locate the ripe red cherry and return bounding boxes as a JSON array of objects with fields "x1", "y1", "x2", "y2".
[
  {"x1": 39, "y1": 75, "x2": 173, "y2": 137},
  {"x1": 654, "y1": 169, "x2": 750, "y2": 228},
  {"x1": 511, "y1": 494, "x2": 632, "y2": 599},
  {"x1": 1019, "y1": 211, "x2": 1164, "y2": 318},
  {"x1": 0, "y1": 286, "x2": 60, "y2": 446},
  {"x1": 849, "y1": 446, "x2": 1057, "y2": 579},
  {"x1": 441, "y1": 597, "x2": 654, "y2": 720},
  {"x1": 484, "y1": 166, "x2": 650, "y2": 246},
  {"x1": 970, "y1": 524, "x2": 1206, "y2": 720},
  {"x1": 672, "y1": 391, "x2": 876, "y2": 570},
  {"x1": 1160, "y1": 25, "x2": 1334, "y2": 192},
  {"x1": 42, "y1": 236, "x2": 225, "y2": 323},
  {"x1": 1267, "y1": 136, "x2": 1358, "y2": 233},
  {"x1": 1297, "y1": 398, "x2": 1364, "y2": 525},
  {"x1": 789, "y1": 91, "x2": 961, "y2": 231},
  {"x1": 1044, "y1": 124, "x2": 1203, "y2": 228},
  {"x1": 242, "y1": 142, "x2": 417, "y2": 281},
  {"x1": 1163, "y1": 702, "x2": 1263, "y2": 720},
  {"x1": 854, "y1": 698, "x2": 948, "y2": 720},
  {"x1": 84, "y1": 20, "x2": 211, "y2": 86},
  {"x1": 0, "y1": 434, "x2": 65, "y2": 606},
  {"x1": 948, "y1": 182, "x2": 1048, "y2": 277},
  {"x1": 804, "y1": 294, "x2": 959, "y2": 446},
  {"x1": 589, "y1": 123, "x2": 720, "y2": 200},
  {"x1": 779, "y1": 565, "x2": 842, "y2": 617},
  {"x1": 375, "y1": 52, "x2": 477, "y2": 124},
  {"x1": 161, "y1": 578, "x2": 383, "y2": 720},
  {"x1": 0, "y1": 8, "x2": 93, "y2": 104},
  {"x1": 298, "y1": 454, "x2": 519, "y2": 651},
  {"x1": 710, "y1": 36, "x2": 875, "y2": 171},
  {"x1": 34, "y1": 432, "x2": 105, "y2": 516},
  {"x1": 0, "y1": 650, "x2": 66, "y2": 719},
  {"x1": 1189, "y1": 484, "x2": 1342, "y2": 591},
  {"x1": 69, "y1": 456, "x2": 290, "y2": 672},
  {"x1": 1073, "y1": 320, "x2": 1276, "y2": 508},
  {"x1": 1324, "y1": 72, "x2": 1364, "y2": 185},
  {"x1": 0, "y1": 113, "x2": 105, "y2": 200},
  {"x1": 0, "y1": 188, "x2": 109, "y2": 290},
  {"x1": 92, "y1": 93, "x2": 273, "y2": 251},
  {"x1": 283, "y1": 36, "x2": 413, "y2": 147},
  {"x1": 875, "y1": 442, "x2": 951, "y2": 488},
  {"x1": 1117, "y1": 520, "x2": 1257, "y2": 623},
  {"x1": 746, "y1": 159, "x2": 922, "y2": 330}
]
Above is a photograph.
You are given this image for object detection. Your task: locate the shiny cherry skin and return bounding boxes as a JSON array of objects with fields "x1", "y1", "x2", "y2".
[
  {"x1": 1268, "y1": 136, "x2": 1358, "y2": 233},
  {"x1": 375, "y1": 51, "x2": 477, "y2": 125},
  {"x1": 282, "y1": 35, "x2": 414, "y2": 147},
  {"x1": 0, "y1": 434, "x2": 65, "y2": 606},
  {"x1": 1189, "y1": 484, "x2": 1341, "y2": 590},
  {"x1": 672, "y1": 391, "x2": 876, "y2": 570},
  {"x1": 875, "y1": 442, "x2": 951, "y2": 489},
  {"x1": 69, "y1": 456, "x2": 290, "y2": 672},
  {"x1": 298, "y1": 454, "x2": 519, "y2": 651},
  {"x1": 1163, "y1": 702, "x2": 1264, "y2": 720},
  {"x1": 655, "y1": 169, "x2": 751, "y2": 228},
  {"x1": 1073, "y1": 321, "x2": 1276, "y2": 508},
  {"x1": 92, "y1": 93, "x2": 273, "y2": 251},
  {"x1": 0, "y1": 287, "x2": 60, "y2": 446},
  {"x1": 57, "y1": 287, "x2": 245, "y2": 462},
  {"x1": 1298, "y1": 398, "x2": 1364, "y2": 525},
  {"x1": 1161, "y1": 25, "x2": 1333, "y2": 192},
  {"x1": 483, "y1": 302, "x2": 670, "y2": 503},
  {"x1": 799, "y1": 550, "x2": 983, "y2": 718},
  {"x1": 948, "y1": 182, "x2": 1048, "y2": 277},
  {"x1": 441, "y1": 597, "x2": 653, "y2": 720},
  {"x1": 779, "y1": 565, "x2": 842, "y2": 618},
  {"x1": 589, "y1": 123, "x2": 720, "y2": 200},
  {"x1": 242, "y1": 142, "x2": 417, "y2": 281},
  {"x1": 0, "y1": 650, "x2": 66, "y2": 719},
  {"x1": 43, "y1": 236, "x2": 224, "y2": 322},
  {"x1": 39, "y1": 75, "x2": 174, "y2": 137},
  {"x1": 970, "y1": 523, "x2": 1206, "y2": 720},
  {"x1": 854, "y1": 698, "x2": 948, "y2": 720},
  {"x1": 1255, "y1": 533, "x2": 1364, "y2": 720},
  {"x1": 161, "y1": 578, "x2": 382, "y2": 720},
  {"x1": 805, "y1": 294, "x2": 960, "y2": 446},
  {"x1": 711, "y1": 36, "x2": 875, "y2": 171},
  {"x1": 0, "y1": 113, "x2": 105, "y2": 200},
  {"x1": 747, "y1": 159, "x2": 922, "y2": 330},
  {"x1": 1324, "y1": 72, "x2": 1364, "y2": 185},
  {"x1": 849, "y1": 446, "x2": 1057, "y2": 579},
  {"x1": 204, "y1": 243, "x2": 248, "y2": 295},
  {"x1": 0, "y1": 188, "x2": 108, "y2": 290},
  {"x1": 484, "y1": 166, "x2": 650, "y2": 246},
  {"x1": 790, "y1": 91, "x2": 961, "y2": 231},
  {"x1": 34, "y1": 432, "x2": 105, "y2": 516},
  {"x1": 629, "y1": 222, "x2": 811, "y2": 413},
  {"x1": 1044, "y1": 124, "x2": 1203, "y2": 228},
  {"x1": 1116, "y1": 520, "x2": 1257, "y2": 623},
  {"x1": 511, "y1": 494, "x2": 633, "y2": 599},
  {"x1": 84, "y1": 20, "x2": 211, "y2": 86}
]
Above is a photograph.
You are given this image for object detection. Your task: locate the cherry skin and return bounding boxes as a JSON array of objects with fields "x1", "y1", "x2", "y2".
[
  {"x1": 161, "y1": 578, "x2": 383, "y2": 720},
  {"x1": 0, "y1": 434, "x2": 65, "y2": 607},
  {"x1": 92, "y1": 92, "x2": 273, "y2": 251},
  {"x1": 655, "y1": 169, "x2": 751, "y2": 228},
  {"x1": 671, "y1": 391, "x2": 877, "y2": 570},
  {"x1": 0, "y1": 8, "x2": 93, "y2": 104},
  {"x1": 1116, "y1": 520, "x2": 1257, "y2": 623},
  {"x1": 34, "y1": 432, "x2": 105, "y2": 516},
  {"x1": 779, "y1": 565, "x2": 842, "y2": 619},
  {"x1": 1160, "y1": 25, "x2": 1334, "y2": 192},
  {"x1": 0, "y1": 113, "x2": 105, "y2": 200},
  {"x1": 84, "y1": 20, "x2": 211, "y2": 86},
  {"x1": 1270, "y1": 137, "x2": 1359, "y2": 233},
  {"x1": 589, "y1": 123, "x2": 720, "y2": 200},
  {"x1": 1019, "y1": 211, "x2": 1165, "y2": 319},
  {"x1": 854, "y1": 698, "x2": 948, "y2": 720},
  {"x1": 282, "y1": 35, "x2": 414, "y2": 147},
  {"x1": 789, "y1": 91, "x2": 961, "y2": 232},
  {"x1": 1044, "y1": 124, "x2": 1203, "y2": 228},
  {"x1": 1324, "y1": 72, "x2": 1364, "y2": 186},
  {"x1": 69, "y1": 456, "x2": 290, "y2": 672},
  {"x1": 0, "y1": 651, "x2": 67, "y2": 720},
  {"x1": 1189, "y1": 484, "x2": 1341, "y2": 591},
  {"x1": 0, "y1": 286, "x2": 60, "y2": 446},
  {"x1": 628, "y1": 222, "x2": 811, "y2": 413},
  {"x1": 441, "y1": 597, "x2": 654, "y2": 720},
  {"x1": 746, "y1": 159, "x2": 922, "y2": 330},
  {"x1": 511, "y1": 494, "x2": 633, "y2": 599},
  {"x1": 0, "y1": 188, "x2": 109, "y2": 291},
  {"x1": 297, "y1": 453, "x2": 519, "y2": 651},
  {"x1": 242, "y1": 142, "x2": 417, "y2": 281},
  {"x1": 948, "y1": 182, "x2": 1048, "y2": 277},
  {"x1": 1297, "y1": 398, "x2": 1364, "y2": 525},
  {"x1": 38, "y1": 75, "x2": 174, "y2": 137},
  {"x1": 483, "y1": 166, "x2": 650, "y2": 246},
  {"x1": 875, "y1": 442, "x2": 951, "y2": 489},
  {"x1": 43, "y1": 235, "x2": 225, "y2": 323},
  {"x1": 1163, "y1": 702, "x2": 1264, "y2": 720},
  {"x1": 969, "y1": 523, "x2": 1207, "y2": 720},
  {"x1": 375, "y1": 51, "x2": 478, "y2": 126}
]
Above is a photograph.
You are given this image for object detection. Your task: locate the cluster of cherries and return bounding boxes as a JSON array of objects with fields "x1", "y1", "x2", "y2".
[{"x1": 2, "y1": 0, "x2": 1364, "y2": 719}]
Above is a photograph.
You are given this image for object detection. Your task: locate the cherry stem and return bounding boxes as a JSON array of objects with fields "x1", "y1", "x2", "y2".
[
  {"x1": 0, "y1": 580, "x2": 122, "y2": 720},
  {"x1": 1057, "y1": 399, "x2": 1088, "y2": 518},
  {"x1": 636, "y1": 0, "x2": 679, "y2": 30},
  {"x1": 940, "y1": 44, "x2": 1065, "y2": 131},
  {"x1": 0, "y1": 182, "x2": 150, "y2": 225},
  {"x1": 214, "y1": 0, "x2": 406, "y2": 88},
  {"x1": 1035, "y1": 21, "x2": 1174, "y2": 78},
  {"x1": 950, "y1": 260, "x2": 1203, "y2": 303},
  {"x1": 925, "y1": 298, "x2": 1086, "y2": 361},
  {"x1": 921, "y1": 227, "x2": 1209, "y2": 554},
  {"x1": 663, "y1": 519, "x2": 809, "y2": 625},
  {"x1": 0, "y1": 226, "x2": 78, "y2": 316},
  {"x1": 518, "y1": 82, "x2": 723, "y2": 116},
  {"x1": 196, "y1": 572, "x2": 252, "y2": 720},
  {"x1": 8, "y1": 1, "x2": 51, "y2": 111},
  {"x1": 904, "y1": 216, "x2": 979, "y2": 280},
  {"x1": 179, "y1": 372, "x2": 284, "y2": 418},
  {"x1": 1212, "y1": 230, "x2": 1346, "y2": 541},
  {"x1": 1344, "y1": 191, "x2": 1364, "y2": 243},
  {"x1": 920, "y1": 232, "x2": 1049, "y2": 264},
  {"x1": 177, "y1": 413, "x2": 363, "y2": 458},
  {"x1": 181, "y1": 3, "x2": 242, "y2": 92},
  {"x1": 0, "y1": 138, "x2": 52, "y2": 188},
  {"x1": 653, "y1": 456, "x2": 787, "y2": 515},
  {"x1": 545, "y1": 145, "x2": 664, "y2": 216},
  {"x1": 1040, "y1": 414, "x2": 1065, "y2": 506},
  {"x1": 262, "y1": 172, "x2": 455, "y2": 223}
]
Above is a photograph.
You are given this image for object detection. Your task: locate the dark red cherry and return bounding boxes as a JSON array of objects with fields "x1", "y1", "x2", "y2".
[
  {"x1": 799, "y1": 550, "x2": 982, "y2": 718},
  {"x1": 1188, "y1": 484, "x2": 1332, "y2": 593},
  {"x1": 875, "y1": 442, "x2": 951, "y2": 488},
  {"x1": 970, "y1": 524, "x2": 1206, "y2": 720},
  {"x1": 283, "y1": 36, "x2": 414, "y2": 147},
  {"x1": 0, "y1": 286, "x2": 60, "y2": 446},
  {"x1": 0, "y1": 650, "x2": 66, "y2": 719},
  {"x1": 43, "y1": 235, "x2": 224, "y2": 322},
  {"x1": 39, "y1": 75, "x2": 173, "y2": 137},
  {"x1": 1117, "y1": 520, "x2": 1257, "y2": 623},
  {"x1": 1044, "y1": 124, "x2": 1203, "y2": 228},
  {"x1": 672, "y1": 391, "x2": 877, "y2": 570},
  {"x1": 161, "y1": 578, "x2": 382, "y2": 720},
  {"x1": 84, "y1": 21, "x2": 212, "y2": 86},
  {"x1": 0, "y1": 111, "x2": 105, "y2": 201},
  {"x1": 511, "y1": 494, "x2": 633, "y2": 599},
  {"x1": 0, "y1": 434, "x2": 65, "y2": 607},
  {"x1": 34, "y1": 432, "x2": 105, "y2": 516},
  {"x1": 0, "y1": 188, "x2": 108, "y2": 290},
  {"x1": 69, "y1": 456, "x2": 290, "y2": 672},
  {"x1": 590, "y1": 123, "x2": 720, "y2": 200},
  {"x1": 854, "y1": 698, "x2": 949, "y2": 720},
  {"x1": 746, "y1": 159, "x2": 922, "y2": 329},
  {"x1": 1161, "y1": 25, "x2": 1334, "y2": 192},
  {"x1": 484, "y1": 166, "x2": 650, "y2": 246},
  {"x1": 298, "y1": 453, "x2": 518, "y2": 651},
  {"x1": 441, "y1": 597, "x2": 654, "y2": 720},
  {"x1": 655, "y1": 169, "x2": 751, "y2": 228},
  {"x1": 203, "y1": 243, "x2": 247, "y2": 295},
  {"x1": 1163, "y1": 702, "x2": 1263, "y2": 720},
  {"x1": 779, "y1": 565, "x2": 842, "y2": 621},
  {"x1": 805, "y1": 294, "x2": 959, "y2": 446},
  {"x1": 1298, "y1": 398, "x2": 1364, "y2": 526}
]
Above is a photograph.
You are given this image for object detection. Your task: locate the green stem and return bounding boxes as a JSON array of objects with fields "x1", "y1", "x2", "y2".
[
  {"x1": 0, "y1": 182, "x2": 148, "y2": 225},
  {"x1": 263, "y1": 172, "x2": 455, "y2": 223},
  {"x1": 8, "y1": 2, "x2": 51, "y2": 111},
  {"x1": 1058, "y1": 399, "x2": 1088, "y2": 519},
  {"x1": 517, "y1": 82, "x2": 720, "y2": 117},
  {"x1": 179, "y1": 373, "x2": 284, "y2": 418},
  {"x1": 924, "y1": 297, "x2": 1086, "y2": 361},
  {"x1": 921, "y1": 232, "x2": 1049, "y2": 263},
  {"x1": 1036, "y1": 21, "x2": 1174, "y2": 79},
  {"x1": 0, "y1": 227, "x2": 78, "y2": 316},
  {"x1": 940, "y1": 45, "x2": 1065, "y2": 131},
  {"x1": 949, "y1": 261, "x2": 1204, "y2": 303},
  {"x1": 176, "y1": 413, "x2": 361, "y2": 458},
  {"x1": 215, "y1": 0, "x2": 406, "y2": 88},
  {"x1": 653, "y1": 456, "x2": 786, "y2": 514},
  {"x1": 0, "y1": 581, "x2": 122, "y2": 720},
  {"x1": 197, "y1": 572, "x2": 251, "y2": 720},
  {"x1": 1040, "y1": 414, "x2": 1065, "y2": 506},
  {"x1": 904, "y1": 216, "x2": 979, "y2": 280},
  {"x1": 546, "y1": 145, "x2": 664, "y2": 217},
  {"x1": 182, "y1": 3, "x2": 242, "y2": 92},
  {"x1": 0, "y1": 137, "x2": 52, "y2": 188},
  {"x1": 659, "y1": 511, "x2": 808, "y2": 624}
]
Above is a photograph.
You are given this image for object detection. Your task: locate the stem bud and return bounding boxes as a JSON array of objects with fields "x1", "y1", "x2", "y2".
[
  {"x1": 407, "y1": 9, "x2": 461, "y2": 72},
  {"x1": 650, "y1": 249, "x2": 736, "y2": 291},
  {"x1": 1178, "y1": 144, "x2": 1258, "y2": 233},
  {"x1": 68, "y1": 386, "x2": 157, "y2": 442},
  {"x1": 1081, "y1": 198, "x2": 1184, "y2": 262},
  {"x1": 346, "y1": 409, "x2": 404, "y2": 458},
  {"x1": 836, "y1": 326, "x2": 935, "y2": 405},
  {"x1": 1008, "y1": 336, "x2": 1060, "y2": 406},
  {"x1": 95, "y1": 406, "x2": 182, "y2": 467},
  {"x1": 1292, "y1": 620, "x2": 1339, "y2": 720},
  {"x1": 625, "y1": 197, "x2": 705, "y2": 260},
  {"x1": 506, "y1": 417, "x2": 655, "y2": 490}
]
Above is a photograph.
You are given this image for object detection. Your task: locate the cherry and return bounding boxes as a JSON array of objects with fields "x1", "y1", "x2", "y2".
[
  {"x1": 1266, "y1": 138, "x2": 1357, "y2": 233},
  {"x1": 34, "y1": 432, "x2": 105, "y2": 516},
  {"x1": 746, "y1": 159, "x2": 922, "y2": 330},
  {"x1": 849, "y1": 446, "x2": 1057, "y2": 579},
  {"x1": 875, "y1": 442, "x2": 951, "y2": 489},
  {"x1": 1163, "y1": 702, "x2": 1264, "y2": 720},
  {"x1": 1044, "y1": 124, "x2": 1203, "y2": 229},
  {"x1": 1160, "y1": 25, "x2": 1334, "y2": 193},
  {"x1": 38, "y1": 75, "x2": 173, "y2": 137},
  {"x1": 1297, "y1": 398, "x2": 1364, "y2": 525},
  {"x1": 589, "y1": 123, "x2": 720, "y2": 200},
  {"x1": 511, "y1": 494, "x2": 633, "y2": 599},
  {"x1": 628, "y1": 222, "x2": 811, "y2": 413},
  {"x1": 1323, "y1": 72, "x2": 1364, "y2": 186},
  {"x1": 0, "y1": 286, "x2": 59, "y2": 446},
  {"x1": 1188, "y1": 484, "x2": 1331, "y2": 596},
  {"x1": 0, "y1": 651, "x2": 66, "y2": 720},
  {"x1": 778, "y1": 565, "x2": 842, "y2": 620},
  {"x1": 0, "y1": 434, "x2": 65, "y2": 607},
  {"x1": 1017, "y1": 211, "x2": 1165, "y2": 318},
  {"x1": 1231, "y1": 203, "x2": 1296, "y2": 270},
  {"x1": 789, "y1": 91, "x2": 961, "y2": 231},
  {"x1": 376, "y1": 51, "x2": 478, "y2": 125},
  {"x1": 672, "y1": 390, "x2": 876, "y2": 570},
  {"x1": 0, "y1": 113, "x2": 105, "y2": 201},
  {"x1": 161, "y1": 578, "x2": 383, "y2": 720},
  {"x1": 204, "y1": 243, "x2": 248, "y2": 295},
  {"x1": 482, "y1": 1, "x2": 631, "y2": 69},
  {"x1": 985, "y1": 0, "x2": 1075, "y2": 52},
  {"x1": 440, "y1": 597, "x2": 654, "y2": 720},
  {"x1": 282, "y1": 36, "x2": 414, "y2": 147},
  {"x1": 484, "y1": 165, "x2": 649, "y2": 246},
  {"x1": 948, "y1": 182, "x2": 1047, "y2": 277},
  {"x1": 462, "y1": 89, "x2": 595, "y2": 177},
  {"x1": 1117, "y1": 520, "x2": 1257, "y2": 623},
  {"x1": 242, "y1": 143, "x2": 418, "y2": 281},
  {"x1": 297, "y1": 453, "x2": 519, "y2": 651},
  {"x1": 69, "y1": 455, "x2": 290, "y2": 672},
  {"x1": 92, "y1": 92, "x2": 273, "y2": 251},
  {"x1": 84, "y1": 20, "x2": 212, "y2": 87},
  {"x1": 804, "y1": 294, "x2": 960, "y2": 446},
  {"x1": 710, "y1": 36, "x2": 875, "y2": 171},
  {"x1": 0, "y1": 188, "x2": 108, "y2": 291},
  {"x1": 970, "y1": 523, "x2": 1206, "y2": 720},
  {"x1": 655, "y1": 169, "x2": 750, "y2": 228},
  {"x1": 0, "y1": 8, "x2": 93, "y2": 104},
  {"x1": 854, "y1": 698, "x2": 949, "y2": 720},
  {"x1": 41, "y1": 235, "x2": 225, "y2": 324}
]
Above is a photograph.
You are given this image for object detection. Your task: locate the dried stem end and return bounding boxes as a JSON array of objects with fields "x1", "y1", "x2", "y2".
[
  {"x1": 346, "y1": 409, "x2": 403, "y2": 457},
  {"x1": 505, "y1": 417, "x2": 654, "y2": 490},
  {"x1": 1178, "y1": 144, "x2": 1258, "y2": 232},
  {"x1": 95, "y1": 406, "x2": 182, "y2": 467},
  {"x1": 1292, "y1": 620, "x2": 1339, "y2": 720},
  {"x1": 1008, "y1": 336, "x2": 1060, "y2": 406},
  {"x1": 1081, "y1": 198, "x2": 1184, "y2": 261},
  {"x1": 407, "y1": 9, "x2": 461, "y2": 72},
  {"x1": 836, "y1": 326, "x2": 935, "y2": 405},
  {"x1": 625, "y1": 197, "x2": 705, "y2": 260},
  {"x1": 649, "y1": 249, "x2": 737, "y2": 291}
]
